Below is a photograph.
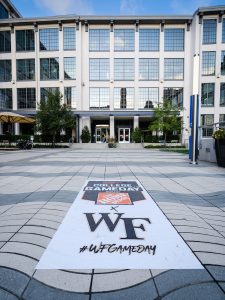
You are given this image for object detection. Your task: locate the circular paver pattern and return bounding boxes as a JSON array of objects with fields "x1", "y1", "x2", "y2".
[{"x1": 0, "y1": 148, "x2": 225, "y2": 299}]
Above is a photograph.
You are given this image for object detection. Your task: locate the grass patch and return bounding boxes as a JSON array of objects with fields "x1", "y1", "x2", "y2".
[
  {"x1": 144, "y1": 145, "x2": 184, "y2": 149},
  {"x1": 160, "y1": 148, "x2": 189, "y2": 154}
]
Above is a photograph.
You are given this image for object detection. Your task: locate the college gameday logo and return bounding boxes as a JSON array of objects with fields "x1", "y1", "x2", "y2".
[{"x1": 82, "y1": 181, "x2": 146, "y2": 205}]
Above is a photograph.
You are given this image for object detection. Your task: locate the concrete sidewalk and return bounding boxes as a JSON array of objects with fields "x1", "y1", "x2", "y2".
[{"x1": 0, "y1": 148, "x2": 224, "y2": 299}]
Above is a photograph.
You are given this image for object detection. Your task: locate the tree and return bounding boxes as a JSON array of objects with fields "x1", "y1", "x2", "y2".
[
  {"x1": 131, "y1": 127, "x2": 142, "y2": 143},
  {"x1": 36, "y1": 91, "x2": 75, "y2": 146},
  {"x1": 80, "y1": 126, "x2": 91, "y2": 143},
  {"x1": 148, "y1": 100, "x2": 182, "y2": 143}
]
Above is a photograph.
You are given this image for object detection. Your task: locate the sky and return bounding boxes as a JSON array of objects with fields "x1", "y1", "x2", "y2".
[{"x1": 11, "y1": 0, "x2": 225, "y2": 17}]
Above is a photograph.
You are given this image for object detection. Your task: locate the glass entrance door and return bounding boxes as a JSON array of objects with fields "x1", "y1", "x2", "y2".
[
  {"x1": 118, "y1": 128, "x2": 130, "y2": 143},
  {"x1": 95, "y1": 126, "x2": 109, "y2": 143}
]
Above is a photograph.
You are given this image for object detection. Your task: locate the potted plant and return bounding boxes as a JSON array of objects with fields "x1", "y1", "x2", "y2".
[
  {"x1": 212, "y1": 128, "x2": 225, "y2": 167},
  {"x1": 131, "y1": 127, "x2": 142, "y2": 143},
  {"x1": 80, "y1": 126, "x2": 91, "y2": 143},
  {"x1": 108, "y1": 138, "x2": 117, "y2": 148}
]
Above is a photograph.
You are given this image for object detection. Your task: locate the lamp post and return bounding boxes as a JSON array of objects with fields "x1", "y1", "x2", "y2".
[{"x1": 190, "y1": 54, "x2": 200, "y2": 164}]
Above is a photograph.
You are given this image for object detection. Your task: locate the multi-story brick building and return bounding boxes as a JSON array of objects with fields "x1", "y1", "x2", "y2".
[{"x1": 0, "y1": 0, "x2": 225, "y2": 143}]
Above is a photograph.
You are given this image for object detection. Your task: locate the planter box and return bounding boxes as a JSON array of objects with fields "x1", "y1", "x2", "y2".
[{"x1": 215, "y1": 139, "x2": 225, "y2": 167}]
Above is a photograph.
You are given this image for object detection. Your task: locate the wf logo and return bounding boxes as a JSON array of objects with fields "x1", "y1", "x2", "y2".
[{"x1": 85, "y1": 213, "x2": 151, "y2": 240}]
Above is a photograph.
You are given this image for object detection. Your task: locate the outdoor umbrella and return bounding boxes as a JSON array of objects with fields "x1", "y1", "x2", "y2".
[{"x1": 0, "y1": 111, "x2": 35, "y2": 124}]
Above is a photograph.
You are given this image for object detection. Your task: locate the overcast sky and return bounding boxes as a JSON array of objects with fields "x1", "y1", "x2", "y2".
[{"x1": 12, "y1": 0, "x2": 225, "y2": 17}]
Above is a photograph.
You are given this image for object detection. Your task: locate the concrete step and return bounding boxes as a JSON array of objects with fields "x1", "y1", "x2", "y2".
[{"x1": 70, "y1": 143, "x2": 144, "y2": 150}]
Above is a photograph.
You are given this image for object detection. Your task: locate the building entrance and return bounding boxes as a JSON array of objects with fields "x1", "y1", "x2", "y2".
[
  {"x1": 95, "y1": 125, "x2": 109, "y2": 143},
  {"x1": 118, "y1": 128, "x2": 130, "y2": 143}
]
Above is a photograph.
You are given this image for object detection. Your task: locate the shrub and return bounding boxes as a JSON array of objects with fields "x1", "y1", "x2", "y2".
[
  {"x1": 131, "y1": 127, "x2": 142, "y2": 143},
  {"x1": 80, "y1": 126, "x2": 91, "y2": 143},
  {"x1": 212, "y1": 129, "x2": 225, "y2": 140}
]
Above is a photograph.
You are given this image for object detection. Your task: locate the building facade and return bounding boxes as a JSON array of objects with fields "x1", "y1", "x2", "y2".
[{"x1": 0, "y1": 0, "x2": 225, "y2": 143}]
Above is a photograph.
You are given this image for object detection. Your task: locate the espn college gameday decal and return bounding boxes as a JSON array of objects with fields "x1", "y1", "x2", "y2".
[{"x1": 37, "y1": 180, "x2": 203, "y2": 269}]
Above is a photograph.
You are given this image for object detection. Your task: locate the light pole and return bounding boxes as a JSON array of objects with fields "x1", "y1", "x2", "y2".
[{"x1": 190, "y1": 54, "x2": 200, "y2": 164}]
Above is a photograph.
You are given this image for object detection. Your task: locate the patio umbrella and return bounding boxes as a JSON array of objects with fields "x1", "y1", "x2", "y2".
[{"x1": 0, "y1": 111, "x2": 35, "y2": 124}]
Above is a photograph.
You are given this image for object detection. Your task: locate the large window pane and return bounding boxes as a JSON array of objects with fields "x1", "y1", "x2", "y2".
[
  {"x1": 90, "y1": 88, "x2": 110, "y2": 109},
  {"x1": 114, "y1": 58, "x2": 134, "y2": 81},
  {"x1": 0, "y1": 89, "x2": 12, "y2": 109},
  {"x1": 40, "y1": 58, "x2": 59, "y2": 80},
  {"x1": 64, "y1": 87, "x2": 76, "y2": 108},
  {"x1": 202, "y1": 51, "x2": 216, "y2": 76},
  {"x1": 164, "y1": 29, "x2": 184, "y2": 51},
  {"x1": 40, "y1": 28, "x2": 59, "y2": 51},
  {"x1": 0, "y1": 3, "x2": 8, "y2": 19},
  {"x1": 201, "y1": 83, "x2": 214, "y2": 107},
  {"x1": 163, "y1": 88, "x2": 183, "y2": 108},
  {"x1": 220, "y1": 83, "x2": 225, "y2": 106},
  {"x1": 17, "y1": 88, "x2": 36, "y2": 109},
  {"x1": 114, "y1": 29, "x2": 135, "y2": 51},
  {"x1": 139, "y1": 88, "x2": 159, "y2": 109},
  {"x1": 114, "y1": 88, "x2": 134, "y2": 109},
  {"x1": 0, "y1": 60, "x2": 11, "y2": 81},
  {"x1": 64, "y1": 57, "x2": 76, "y2": 80},
  {"x1": 223, "y1": 19, "x2": 225, "y2": 43},
  {"x1": 64, "y1": 27, "x2": 76, "y2": 50},
  {"x1": 40, "y1": 87, "x2": 59, "y2": 102},
  {"x1": 139, "y1": 29, "x2": 160, "y2": 51},
  {"x1": 164, "y1": 58, "x2": 184, "y2": 80},
  {"x1": 17, "y1": 59, "x2": 35, "y2": 81},
  {"x1": 16, "y1": 30, "x2": 35, "y2": 51},
  {"x1": 89, "y1": 29, "x2": 110, "y2": 52},
  {"x1": 201, "y1": 114, "x2": 214, "y2": 137},
  {"x1": 139, "y1": 58, "x2": 159, "y2": 80},
  {"x1": 0, "y1": 31, "x2": 11, "y2": 52},
  {"x1": 221, "y1": 51, "x2": 225, "y2": 75},
  {"x1": 89, "y1": 59, "x2": 109, "y2": 81},
  {"x1": 219, "y1": 114, "x2": 225, "y2": 123},
  {"x1": 203, "y1": 19, "x2": 217, "y2": 44}
]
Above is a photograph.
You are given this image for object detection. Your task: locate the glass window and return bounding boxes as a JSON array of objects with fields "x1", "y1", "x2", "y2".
[
  {"x1": 0, "y1": 89, "x2": 12, "y2": 110},
  {"x1": 39, "y1": 28, "x2": 59, "y2": 51},
  {"x1": 164, "y1": 58, "x2": 184, "y2": 80},
  {"x1": 0, "y1": 60, "x2": 11, "y2": 82},
  {"x1": 221, "y1": 51, "x2": 225, "y2": 75},
  {"x1": 139, "y1": 88, "x2": 159, "y2": 109},
  {"x1": 17, "y1": 88, "x2": 36, "y2": 109},
  {"x1": 219, "y1": 114, "x2": 225, "y2": 123},
  {"x1": 220, "y1": 83, "x2": 225, "y2": 106},
  {"x1": 16, "y1": 30, "x2": 35, "y2": 52},
  {"x1": 163, "y1": 88, "x2": 183, "y2": 108},
  {"x1": 164, "y1": 29, "x2": 184, "y2": 51},
  {"x1": 89, "y1": 59, "x2": 109, "y2": 81},
  {"x1": 202, "y1": 51, "x2": 216, "y2": 76},
  {"x1": 114, "y1": 87, "x2": 134, "y2": 109},
  {"x1": 64, "y1": 87, "x2": 76, "y2": 108},
  {"x1": 201, "y1": 114, "x2": 214, "y2": 137},
  {"x1": 17, "y1": 59, "x2": 35, "y2": 81},
  {"x1": 40, "y1": 58, "x2": 59, "y2": 80},
  {"x1": 203, "y1": 19, "x2": 217, "y2": 44},
  {"x1": 114, "y1": 29, "x2": 135, "y2": 51},
  {"x1": 139, "y1": 58, "x2": 159, "y2": 80},
  {"x1": 64, "y1": 57, "x2": 76, "y2": 80},
  {"x1": 89, "y1": 88, "x2": 110, "y2": 109},
  {"x1": 40, "y1": 87, "x2": 59, "y2": 102},
  {"x1": 139, "y1": 29, "x2": 160, "y2": 51},
  {"x1": 114, "y1": 58, "x2": 134, "y2": 81},
  {"x1": 64, "y1": 27, "x2": 76, "y2": 50},
  {"x1": 223, "y1": 19, "x2": 225, "y2": 43},
  {"x1": 89, "y1": 29, "x2": 110, "y2": 52},
  {"x1": 0, "y1": 3, "x2": 8, "y2": 19},
  {"x1": 201, "y1": 83, "x2": 214, "y2": 107},
  {"x1": 0, "y1": 31, "x2": 11, "y2": 52}
]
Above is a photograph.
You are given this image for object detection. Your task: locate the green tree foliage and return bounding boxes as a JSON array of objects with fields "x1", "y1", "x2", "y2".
[
  {"x1": 36, "y1": 91, "x2": 75, "y2": 146},
  {"x1": 148, "y1": 100, "x2": 182, "y2": 143},
  {"x1": 80, "y1": 126, "x2": 91, "y2": 143},
  {"x1": 131, "y1": 127, "x2": 142, "y2": 143}
]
